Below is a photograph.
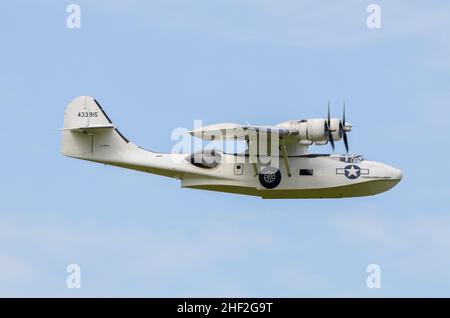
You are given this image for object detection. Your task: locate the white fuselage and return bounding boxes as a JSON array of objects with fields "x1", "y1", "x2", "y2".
[
  {"x1": 79, "y1": 145, "x2": 402, "y2": 199},
  {"x1": 178, "y1": 153, "x2": 402, "y2": 199}
]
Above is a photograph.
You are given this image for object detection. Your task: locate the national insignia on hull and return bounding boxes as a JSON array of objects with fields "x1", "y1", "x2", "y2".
[{"x1": 336, "y1": 165, "x2": 369, "y2": 180}]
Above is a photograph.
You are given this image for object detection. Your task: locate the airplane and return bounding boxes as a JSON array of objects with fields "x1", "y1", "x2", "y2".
[{"x1": 61, "y1": 96, "x2": 402, "y2": 199}]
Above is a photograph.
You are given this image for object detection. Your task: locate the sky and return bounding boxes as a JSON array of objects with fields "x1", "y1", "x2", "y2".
[{"x1": 0, "y1": 0, "x2": 450, "y2": 297}]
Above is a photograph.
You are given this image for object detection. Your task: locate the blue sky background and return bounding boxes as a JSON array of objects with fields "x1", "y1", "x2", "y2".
[{"x1": 1, "y1": 0, "x2": 450, "y2": 297}]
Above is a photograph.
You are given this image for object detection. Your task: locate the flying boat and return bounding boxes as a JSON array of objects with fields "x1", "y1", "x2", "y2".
[{"x1": 61, "y1": 96, "x2": 402, "y2": 199}]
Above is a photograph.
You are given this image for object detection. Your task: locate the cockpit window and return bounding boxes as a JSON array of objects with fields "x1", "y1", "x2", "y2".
[{"x1": 338, "y1": 155, "x2": 365, "y2": 163}]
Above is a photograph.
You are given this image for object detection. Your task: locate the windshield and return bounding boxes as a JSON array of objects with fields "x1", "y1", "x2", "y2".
[
  {"x1": 355, "y1": 155, "x2": 365, "y2": 162},
  {"x1": 338, "y1": 154, "x2": 365, "y2": 163}
]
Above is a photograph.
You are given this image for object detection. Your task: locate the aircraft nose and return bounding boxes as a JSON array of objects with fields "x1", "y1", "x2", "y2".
[{"x1": 391, "y1": 167, "x2": 403, "y2": 181}]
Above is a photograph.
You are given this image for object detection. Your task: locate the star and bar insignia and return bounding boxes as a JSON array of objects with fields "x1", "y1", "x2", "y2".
[{"x1": 336, "y1": 165, "x2": 369, "y2": 180}]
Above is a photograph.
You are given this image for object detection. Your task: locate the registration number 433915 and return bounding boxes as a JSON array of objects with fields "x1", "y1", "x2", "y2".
[{"x1": 78, "y1": 112, "x2": 98, "y2": 118}]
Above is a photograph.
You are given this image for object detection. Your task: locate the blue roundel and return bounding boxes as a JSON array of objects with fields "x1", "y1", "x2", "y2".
[{"x1": 344, "y1": 165, "x2": 361, "y2": 179}]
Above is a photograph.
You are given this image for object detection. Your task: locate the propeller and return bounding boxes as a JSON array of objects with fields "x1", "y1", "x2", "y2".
[
  {"x1": 327, "y1": 101, "x2": 335, "y2": 151},
  {"x1": 327, "y1": 101, "x2": 352, "y2": 153},
  {"x1": 340, "y1": 102, "x2": 351, "y2": 153}
]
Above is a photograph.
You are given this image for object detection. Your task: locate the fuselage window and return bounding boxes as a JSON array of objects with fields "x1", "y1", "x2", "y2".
[{"x1": 299, "y1": 169, "x2": 313, "y2": 176}]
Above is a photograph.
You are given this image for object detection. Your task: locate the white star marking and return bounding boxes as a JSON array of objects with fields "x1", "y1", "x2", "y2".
[{"x1": 346, "y1": 166, "x2": 359, "y2": 177}]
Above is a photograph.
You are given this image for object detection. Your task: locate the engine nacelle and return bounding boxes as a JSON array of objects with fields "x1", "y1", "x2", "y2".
[
  {"x1": 275, "y1": 112, "x2": 351, "y2": 149},
  {"x1": 306, "y1": 119, "x2": 327, "y2": 142},
  {"x1": 277, "y1": 118, "x2": 343, "y2": 144}
]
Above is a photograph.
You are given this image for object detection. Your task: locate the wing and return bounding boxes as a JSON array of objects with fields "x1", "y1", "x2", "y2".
[{"x1": 189, "y1": 123, "x2": 298, "y2": 141}]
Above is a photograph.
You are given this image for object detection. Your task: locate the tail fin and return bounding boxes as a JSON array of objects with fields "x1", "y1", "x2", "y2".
[{"x1": 61, "y1": 96, "x2": 131, "y2": 160}]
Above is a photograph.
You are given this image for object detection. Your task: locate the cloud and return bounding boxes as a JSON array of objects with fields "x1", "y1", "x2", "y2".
[
  {"x1": 78, "y1": 0, "x2": 450, "y2": 73},
  {"x1": 329, "y1": 209, "x2": 391, "y2": 244},
  {"x1": 0, "y1": 254, "x2": 33, "y2": 284},
  {"x1": 84, "y1": 0, "x2": 450, "y2": 48},
  {"x1": 329, "y1": 208, "x2": 450, "y2": 280},
  {"x1": 0, "y1": 212, "x2": 281, "y2": 296},
  {"x1": 270, "y1": 264, "x2": 333, "y2": 296}
]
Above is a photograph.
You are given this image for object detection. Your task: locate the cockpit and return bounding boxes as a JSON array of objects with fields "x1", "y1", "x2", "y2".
[{"x1": 330, "y1": 154, "x2": 365, "y2": 163}]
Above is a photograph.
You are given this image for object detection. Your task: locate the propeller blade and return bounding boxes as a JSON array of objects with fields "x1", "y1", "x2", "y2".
[
  {"x1": 328, "y1": 101, "x2": 331, "y2": 125},
  {"x1": 327, "y1": 101, "x2": 335, "y2": 151},
  {"x1": 328, "y1": 131, "x2": 335, "y2": 151},
  {"x1": 342, "y1": 102, "x2": 346, "y2": 126},
  {"x1": 343, "y1": 132, "x2": 349, "y2": 153}
]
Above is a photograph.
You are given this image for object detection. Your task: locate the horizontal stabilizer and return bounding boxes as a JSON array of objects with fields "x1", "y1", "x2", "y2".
[{"x1": 61, "y1": 124, "x2": 115, "y2": 132}]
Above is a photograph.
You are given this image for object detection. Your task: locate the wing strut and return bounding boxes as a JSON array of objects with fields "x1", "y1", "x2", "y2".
[
  {"x1": 252, "y1": 162, "x2": 259, "y2": 177},
  {"x1": 246, "y1": 137, "x2": 260, "y2": 177},
  {"x1": 280, "y1": 137, "x2": 292, "y2": 177}
]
